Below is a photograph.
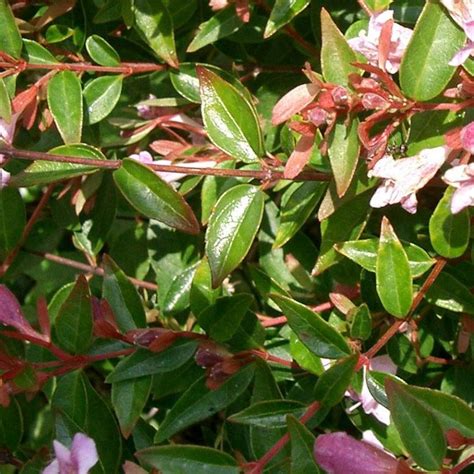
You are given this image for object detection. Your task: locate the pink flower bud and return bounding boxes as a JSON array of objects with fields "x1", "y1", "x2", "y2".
[
  {"x1": 362, "y1": 93, "x2": 389, "y2": 110},
  {"x1": 331, "y1": 86, "x2": 349, "y2": 106},
  {"x1": 461, "y1": 122, "x2": 474, "y2": 154}
]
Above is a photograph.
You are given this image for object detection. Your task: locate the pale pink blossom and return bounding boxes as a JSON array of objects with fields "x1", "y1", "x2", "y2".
[
  {"x1": 348, "y1": 11, "x2": 413, "y2": 74},
  {"x1": 0, "y1": 113, "x2": 19, "y2": 165},
  {"x1": 440, "y1": 0, "x2": 474, "y2": 65},
  {"x1": 209, "y1": 0, "x2": 230, "y2": 10},
  {"x1": 130, "y1": 151, "x2": 216, "y2": 183},
  {"x1": 43, "y1": 433, "x2": 98, "y2": 474},
  {"x1": 442, "y1": 162, "x2": 474, "y2": 213},
  {"x1": 461, "y1": 121, "x2": 474, "y2": 154},
  {"x1": 314, "y1": 432, "x2": 405, "y2": 474},
  {"x1": 368, "y1": 146, "x2": 448, "y2": 213},
  {"x1": 0, "y1": 169, "x2": 10, "y2": 188}
]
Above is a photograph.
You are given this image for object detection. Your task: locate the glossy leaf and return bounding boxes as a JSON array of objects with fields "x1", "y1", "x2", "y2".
[
  {"x1": 155, "y1": 364, "x2": 255, "y2": 443},
  {"x1": 85, "y1": 34, "x2": 120, "y2": 66},
  {"x1": 198, "y1": 67, "x2": 264, "y2": 163},
  {"x1": 106, "y1": 340, "x2": 198, "y2": 383},
  {"x1": 349, "y1": 304, "x2": 372, "y2": 341},
  {"x1": 429, "y1": 187, "x2": 470, "y2": 259},
  {"x1": 102, "y1": 255, "x2": 146, "y2": 331},
  {"x1": 134, "y1": 0, "x2": 178, "y2": 68},
  {"x1": 55, "y1": 275, "x2": 93, "y2": 354},
  {"x1": 376, "y1": 217, "x2": 413, "y2": 318},
  {"x1": 320, "y1": 8, "x2": 359, "y2": 86},
  {"x1": 10, "y1": 144, "x2": 105, "y2": 187},
  {"x1": 264, "y1": 0, "x2": 310, "y2": 38},
  {"x1": 335, "y1": 238, "x2": 435, "y2": 277},
  {"x1": 287, "y1": 415, "x2": 320, "y2": 474},
  {"x1": 83, "y1": 74, "x2": 123, "y2": 125},
  {"x1": 205, "y1": 184, "x2": 264, "y2": 287},
  {"x1": 22, "y1": 39, "x2": 59, "y2": 64},
  {"x1": 137, "y1": 445, "x2": 239, "y2": 474},
  {"x1": 47, "y1": 71, "x2": 83, "y2": 144},
  {"x1": 187, "y1": 8, "x2": 242, "y2": 52},
  {"x1": 399, "y1": 1, "x2": 465, "y2": 101},
  {"x1": 162, "y1": 263, "x2": 198, "y2": 315},
  {"x1": 190, "y1": 258, "x2": 220, "y2": 316},
  {"x1": 0, "y1": 77, "x2": 11, "y2": 122},
  {"x1": 0, "y1": 0, "x2": 22, "y2": 58},
  {"x1": 386, "y1": 379, "x2": 446, "y2": 470},
  {"x1": 0, "y1": 188, "x2": 26, "y2": 261},
  {"x1": 271, "y1": 294, "x2": 351, "y2": 359},
  {"x1": 198, "y1": 294, "x2": 253, "y2": 342},
  {"x1": 328, "y1": 118, "x2": 360, "y2": 197},
  {"x1": 313, "y1": 354, "x2": 358, "y2": 407},
  {"x1": 274, "y1": 181, "x2": 326, "y2": 248},
  {"x1": 113, "y1": 158, "x2": 200, "y2": 234},
  {"x1": 111, "y1": 376, "x2": 152, "y2": 438},
  {"x1": 228, "y1": 400, "x2": 306, "y2": 428}
]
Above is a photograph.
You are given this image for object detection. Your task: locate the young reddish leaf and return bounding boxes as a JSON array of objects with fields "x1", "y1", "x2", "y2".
[
  {"x1": 272, "y1": 83, "x2": 320, "y2": 125},
  {"x1": 284, "y1": 134, "x2": 315, "y2": 179}
]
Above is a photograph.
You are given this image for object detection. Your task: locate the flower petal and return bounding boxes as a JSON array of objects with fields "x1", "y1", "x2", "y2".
[
  {"x1": 461, "y1": 122, "x2": 474, "y2": 154},
  {"x1": 42, "y1": 459, "x2": 60, "y2": 474},
  {"x1": 52, "y1": 440, "x2": 73, "y2": 473},
  {"x1": 70, "y1": 433, "x2": 99, "y2": 474},
  {"x1": 450, "y1": 182, "x2": 474, "y2": 213},
  {"x1": 449, "y1": 41, "x2": 474, "y2": 66}
]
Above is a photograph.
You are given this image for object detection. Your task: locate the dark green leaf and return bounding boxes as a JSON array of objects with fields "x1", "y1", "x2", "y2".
[
  {"x1": 162, "y1": 262, "x2": 198, "y2": 315},
  {"x1": 102, "y1": 255, "x2": 146, "y2": 331},
  {"x1": 0, "y1": 398, "x2": 23, "y2": 450},
  {"x1": 349, "y1": 304, "x2": 372, "y2": 340},
  {"x1": 271, "y1": 294, "x2": 351, "y2": 359},
  {"x1": 83, "y1": 75, "x2": 123, "y2": 125},
  {"x1": 206, "y1": 184, "x2": 264, "y2": 287},
  {"x1": 0, "y1": 188, "x2": 25, "y2": 260},
  {"x1": 287, "y1": 415, "x2": 321, "y2": 474},
  {"x1": 198, "y1": 67, "x2": 264, "y2": 163},
  {"x1": 386, "y1": 379, "x2": 446, "y2": 470},
  {"x1": 137, "y1": 445, "x2": 239, "y2": 474},
  {"x1": 85, "y1": 35, "x2": 120, "y2": 66},
  {"x1": 47, "y1": 71, "x2": 83, "y2": 144},
  {"x1": 399, "y1": 1, "x2": 465, "y2": 101},
  {"x1": 190, "y1": 258, "x2": 220, "y2": 316},
  {"x1": 55, "y1": 275, "x2": 93, "y2": 354},
  {"x1": 264, "y1": 0, "x2": 310, "y2": 38},
  {"x1": 376, "y1": 217, "x2": 413, "y2": 318},
  {"x1": 429, "y1": 187, "x2": 470, "y2": 259},
  {"x1": 113, "y1": 158, "x2": 200, "y2": 234},
  {"x1": 0, "y1": 0, "x2": 22, "y2": 58},
  {"x1": 52, "y1": 370, "x2": 88, "y2": 427},
  {"x1": 155, "y1": 364, "x2": 255, "y2": 443}
]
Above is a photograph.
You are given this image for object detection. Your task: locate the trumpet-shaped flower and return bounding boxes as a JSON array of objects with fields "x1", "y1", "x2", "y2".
[
  {"x1": 348, "y1": 11, "x2": 413, "y2": 74},
  {"x1": 43, "y1": 433, "x2": 98, "y2": 474},
  {"x1": 442, "y1": 162, "x2": 474, "y2": 213},
  {"x1": 440, "y1": 0, "x2": 474, "y2": 65},
  {"x1": 368, "y1": 146, "x2": 448, "y2": 213}
]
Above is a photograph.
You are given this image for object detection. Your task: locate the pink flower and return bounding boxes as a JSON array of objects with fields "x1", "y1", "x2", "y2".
[
  {"x1": 314, "y1": 432, "x2": 407, "y2": 474},
  {"x1": 0, "y1": 169, "x2": 10, "y2": 188},
  {"x1": 43, "y1": 433, "x2": 98, "y2": 474},
  {"x1": 461, "y1": 121, "x2": 474, "y2": 154},
  {"x1": 440, "y1": 0, "x2": 474, "y2": 65},
  {"x1": 368, "y1": 146, "x2": 448, "y2": 213},
  {"x1": 442, "y1": 162, "x2": 474, "y2": 213},
  {"x1": 0, "y1": 113, "x2": 19, "y2": 165},
  {"x1": 348, "y1": 11, "x2": 413, "y2": 74},
  {"x1": 209, "y1": 0, "x2": 230, "y2": 10}
]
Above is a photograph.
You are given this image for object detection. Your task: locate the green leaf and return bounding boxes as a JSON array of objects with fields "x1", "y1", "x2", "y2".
[
  {"x1": 425, "y1": 271, "x2": 474, "y2": 314},
  {"x1": 0, "y1": 188, "x2": 25, "y2": 261},
  {"x1": 102, "y1": 255, "x2": 146, "y2": 332},
  {"x1": 287, "y1": 415, "x2": 320, "y2": 474},
  {"x1": 335, "y1": 238, "x2": 435, "y2": 277},
  {"x1": 83, "y1": 75, "x2": 123, "y2": 125},
  {"x1": 111, "y1": 376, "x2": 152, "y2": 438},
  {"x1": 313, "y1": 191, "x2": 371, "y2": 275},
  {"x1": 155, "y1": 364, "x2": 255, "y2": 443},
  {"x1": 22, "y1": 39, "x2": 59, "y2": 64},
  {"x1": 376, "y1": 217, "x2": 413, "y2": 318},
  {"x1": 10, "y1": 144, "x2": 105, "y2": 187},
  {"x1": 47, "y1": 71, "x2": 83, "y2": 144},
  {"x1": 113, "y1": 158, "x2": 200, "y2": 234},
  {"x1": 106, "y1": 340, "x2": 198, "y2": 383},
  {"x1": 365, "y1": 0, "x2": 393, "y2": 11},
  {"x1": 55, "y1": 275, "x2": 93, "y2": 354},
  {"x1": 320, "y1": 8, "x2": 359, "y2": 86},
  {"x1": 228, "y1": 400, "x2": 306, "y2": 428},
  {"x1": 264, "y1": 0, "x2": 310, "y2": 38},
  {"x1": 327, "y1": 118, "x2": 360, "y2": 197},
  {"x1": 386, "y1": 379, "x2": 446, "y2": 470},
  {"x1": 190, "y1": 258, "x2": 220, "y2": 316},
  {"x1": 0, "y1": 398, "x2": 23, "y2": 451},
  {"x1": 198, "y1": 294, "x2": 253, "y2": 342},
  {"x1": 349, "y1": 304, "x2": 372, "y2": 340},
  {"x1": 0, "y1": 77, "x2": 11, "y2": 122},
  {"x1": 429, "y1": 187, "x2": 470, "y2": 259},
  {"x1": 162, "y1": 262, "x2": 198, "y2": 315},
  {"x1": 198, "y1": 66, "x2": 264, "y2": 163},
  {"x1": 85, "y1": 35, "x2": 120, "y2": 66},
  {"x1": 0, "y1": 0, "x2": 22, "y2": 58},
  {"x1": 289, "y1": 332, "x2": 325, "y2": 376},
  {"x1": 274, "y1": 181, "x2": 326, "y2": 248},
  {"x1": 313, "y1": 354, "x2": 358, "y2": 407},
  {"x1": 399, "y1": 1, "x2": 466, "y2": 101},
  {"x1": 52, "y1": 371, "x2": 88, "y2": 428},
  {"x1": 206, "y1": 184, "x2": 264, "y2": 287},
  {"x1": 134, "y1": 0, "x2": 178, "y2": 68},
  {"x1": 137, "y1": 445, "x2": 239, "y2": 474},
  {"x1": 187, "y1": 8, "x2": 243, "y2": 52},
  {"x1": 271, "y1": 294, "x2": 351, "y2": 359}
]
